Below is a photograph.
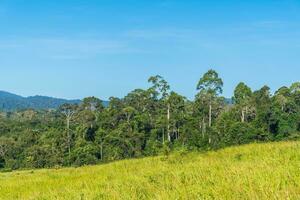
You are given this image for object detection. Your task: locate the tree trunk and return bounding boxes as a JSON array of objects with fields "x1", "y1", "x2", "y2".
[
  {"x1": 66, "y1": 117, "x2": 71, "y2": 163},
  {"x1": 241, "y1": 108, "x2": 245, "y2": 123},
  {"x1": 199, "y1": 119, "x2": 202, "y2": 133},
  {"x1": 245, "y1": 106, "x2": 248, "y2": 122},
  {"x1": 67, "y1": 118, "x2": 70, "y2": 153},
  {"x1": 100, "y1": 143, "x2": 103, "y2": 161},
  {"x1": 209, "y1": 102, "x2": 212, "y2": 127},
  {"x1": 167, "y1": 103, "x2": 171, "y2": 142},
  {"x1": 162, "y1": 128, "x2": 165, "y2": 144},
  {"x1": 202, "y1": 117, "x2": 206, "y2": 138}
]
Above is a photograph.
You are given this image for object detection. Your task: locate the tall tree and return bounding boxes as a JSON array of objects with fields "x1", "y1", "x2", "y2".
[
  {"x1": 253, "y1": 86, "x2": 272, "y2": 133},
  {"x1": 290, "y1": 82, "x2": 300, "y2": 106},
  {"x1": 59, "y1": 104, "x2": 77, "y2": 163},
  {"x1": 148, "y1": 75, "x2": 172, "y2": 142},
  {"x1": 168, "y1": 92, "x2": 186, "y2": 141},
  {"x1": 196, "y1": 69, "x2": 223, "y2": 128},
  {"x1": 234, "y1": 82, "x2": 252, "y2": 122}
]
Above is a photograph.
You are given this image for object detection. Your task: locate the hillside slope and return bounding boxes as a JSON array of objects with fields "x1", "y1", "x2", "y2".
[{"x1": 1, "y1": 141, "x2": 300, "y2": 200}]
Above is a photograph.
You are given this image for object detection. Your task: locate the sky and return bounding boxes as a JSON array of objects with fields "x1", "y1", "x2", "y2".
[{"x1": 0, "y1": 0, "x2": 300, "y2": 100}]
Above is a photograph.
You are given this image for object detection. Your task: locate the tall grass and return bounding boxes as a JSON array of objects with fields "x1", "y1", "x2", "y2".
[{"x1": 1, "y1": 141, "x2": 300, "y2": 200}]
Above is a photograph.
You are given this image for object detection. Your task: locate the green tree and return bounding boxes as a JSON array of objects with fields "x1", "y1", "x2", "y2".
[
  {"x1": 148, "y1": 75, "x2": 172, "y2": 142},
  {"x1": 59, "y1": 103, "x2": 78, "y2": 164},
  {"x1": 234, "y1": 82, "x2": 252, "y2": 122},
  {"x1": 196, "y1": 69, "x2": 224, "y2": 144},
  {"x1": 196, "y1": 69, "x2": 223, "y2": 128}
]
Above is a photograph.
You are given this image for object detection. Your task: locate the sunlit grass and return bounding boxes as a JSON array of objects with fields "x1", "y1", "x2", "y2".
[{"x1": 1, "y1": 141, "x2": 300, "y2": 200}]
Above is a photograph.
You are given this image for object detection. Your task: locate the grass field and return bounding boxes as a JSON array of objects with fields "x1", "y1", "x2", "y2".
[{"x1": 1, "y1": 141, "x2": 300, "y2": 200}]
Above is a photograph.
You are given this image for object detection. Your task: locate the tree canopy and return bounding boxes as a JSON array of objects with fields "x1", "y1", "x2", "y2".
[{"x1": 1, "y1": 69, "x2": 300, "y2": 170}]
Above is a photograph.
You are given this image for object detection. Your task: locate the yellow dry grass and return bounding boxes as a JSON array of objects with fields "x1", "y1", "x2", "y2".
[{"x1": 1, "y1": 141, "x2": 300, "y2": 200}]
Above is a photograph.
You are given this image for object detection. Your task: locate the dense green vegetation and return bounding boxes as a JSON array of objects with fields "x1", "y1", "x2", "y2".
[
  {"x1": 1, "y1": 141, "x2": 300, "y2": 199},
  {"x1": 1, "y1": 69, "x2": 300, "y2": 170}
]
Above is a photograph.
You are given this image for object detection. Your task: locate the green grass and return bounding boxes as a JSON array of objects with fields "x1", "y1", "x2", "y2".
[{"x1": 1, "y1": 141, "x2": 300, "y2": 200}]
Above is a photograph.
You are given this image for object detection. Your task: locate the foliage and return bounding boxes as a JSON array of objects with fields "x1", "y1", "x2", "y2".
[{"x1": 0, "y1": 69, "x2": 300, "y2": 170}]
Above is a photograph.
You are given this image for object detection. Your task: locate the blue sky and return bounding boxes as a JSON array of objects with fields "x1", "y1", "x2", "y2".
[{"x1": 0, "y1": 0, "x2": 300, "y2": 100}]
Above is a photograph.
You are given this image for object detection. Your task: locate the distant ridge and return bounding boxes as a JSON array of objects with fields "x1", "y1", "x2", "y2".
[
  {"x1": 0, "y1": 91, "x2": 109, "y2": 111},
  {"x1": 0, "y1": 90, "x2": 230, "y2": 111},
  {"x1": 0, "y1": 91, "x2": 82, "y2": 111}
]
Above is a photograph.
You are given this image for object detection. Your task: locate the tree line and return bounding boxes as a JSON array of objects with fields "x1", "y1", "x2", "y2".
[{"x1": 1, "y1": 69, "x2": 300, "y2": 169}]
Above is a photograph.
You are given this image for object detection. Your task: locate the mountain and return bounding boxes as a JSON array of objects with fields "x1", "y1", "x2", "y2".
[
  {"x1": 0, "y1": 91, "x2": 81, "y2": 111},
  {"x1": 0, "y1": 90, "x2": 230, "y2": 111},
  {"x1": 225, "y1": 97, "x2": 234, "y2": 105}
]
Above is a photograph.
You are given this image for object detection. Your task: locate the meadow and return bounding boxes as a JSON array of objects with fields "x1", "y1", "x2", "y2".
[{"x1": 1, "y1": 141, "x2": 300, "y2": 200}]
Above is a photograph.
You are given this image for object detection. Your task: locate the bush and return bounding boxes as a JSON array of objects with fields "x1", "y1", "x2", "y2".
[
  {"x1": 225, "y1": 122, "x2": 257, "y2": 145},
  {"x1": 0, "y1": 168, "x2": 12, "y2": 173},
  {"x1": 71, "y1": 144, "x2": 99, "y2": 166}
]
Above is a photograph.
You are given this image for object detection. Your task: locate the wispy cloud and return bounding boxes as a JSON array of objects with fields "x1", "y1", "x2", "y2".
[
  {"x1": 124, "y1": 28, "x2": 234, "y2": 52},
  {"x1": 252, "y1": 20, "x2": 291, "y2": 29},
  {"x1": 124, "y1": 22, "x2": 300, "y2": 51},
  {"x1": 1, "y1": 20, "x2": 299, "y2": 61},
  {"x1": 125, "y1": 28, "x2": 202, "y2": 40},
  {"x1": 0, "y1": 38, "x2": 140, "y2": 60}
]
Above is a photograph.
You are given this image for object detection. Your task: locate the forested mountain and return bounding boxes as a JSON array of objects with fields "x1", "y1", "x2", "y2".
[
  {"x1": 0, "y1": 90, "x2": 228, "y2": 111},
  {"x1": 1, "y1": 69, "x2": 300, "y2": 170},
  {"x1": 0, "y1": 91, "x2": 81, "y2": 111}
]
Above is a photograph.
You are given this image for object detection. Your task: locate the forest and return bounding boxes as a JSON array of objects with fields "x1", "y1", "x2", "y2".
[{"x1": 1, "y1": 69, "x2": 300, "y2": 170}]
